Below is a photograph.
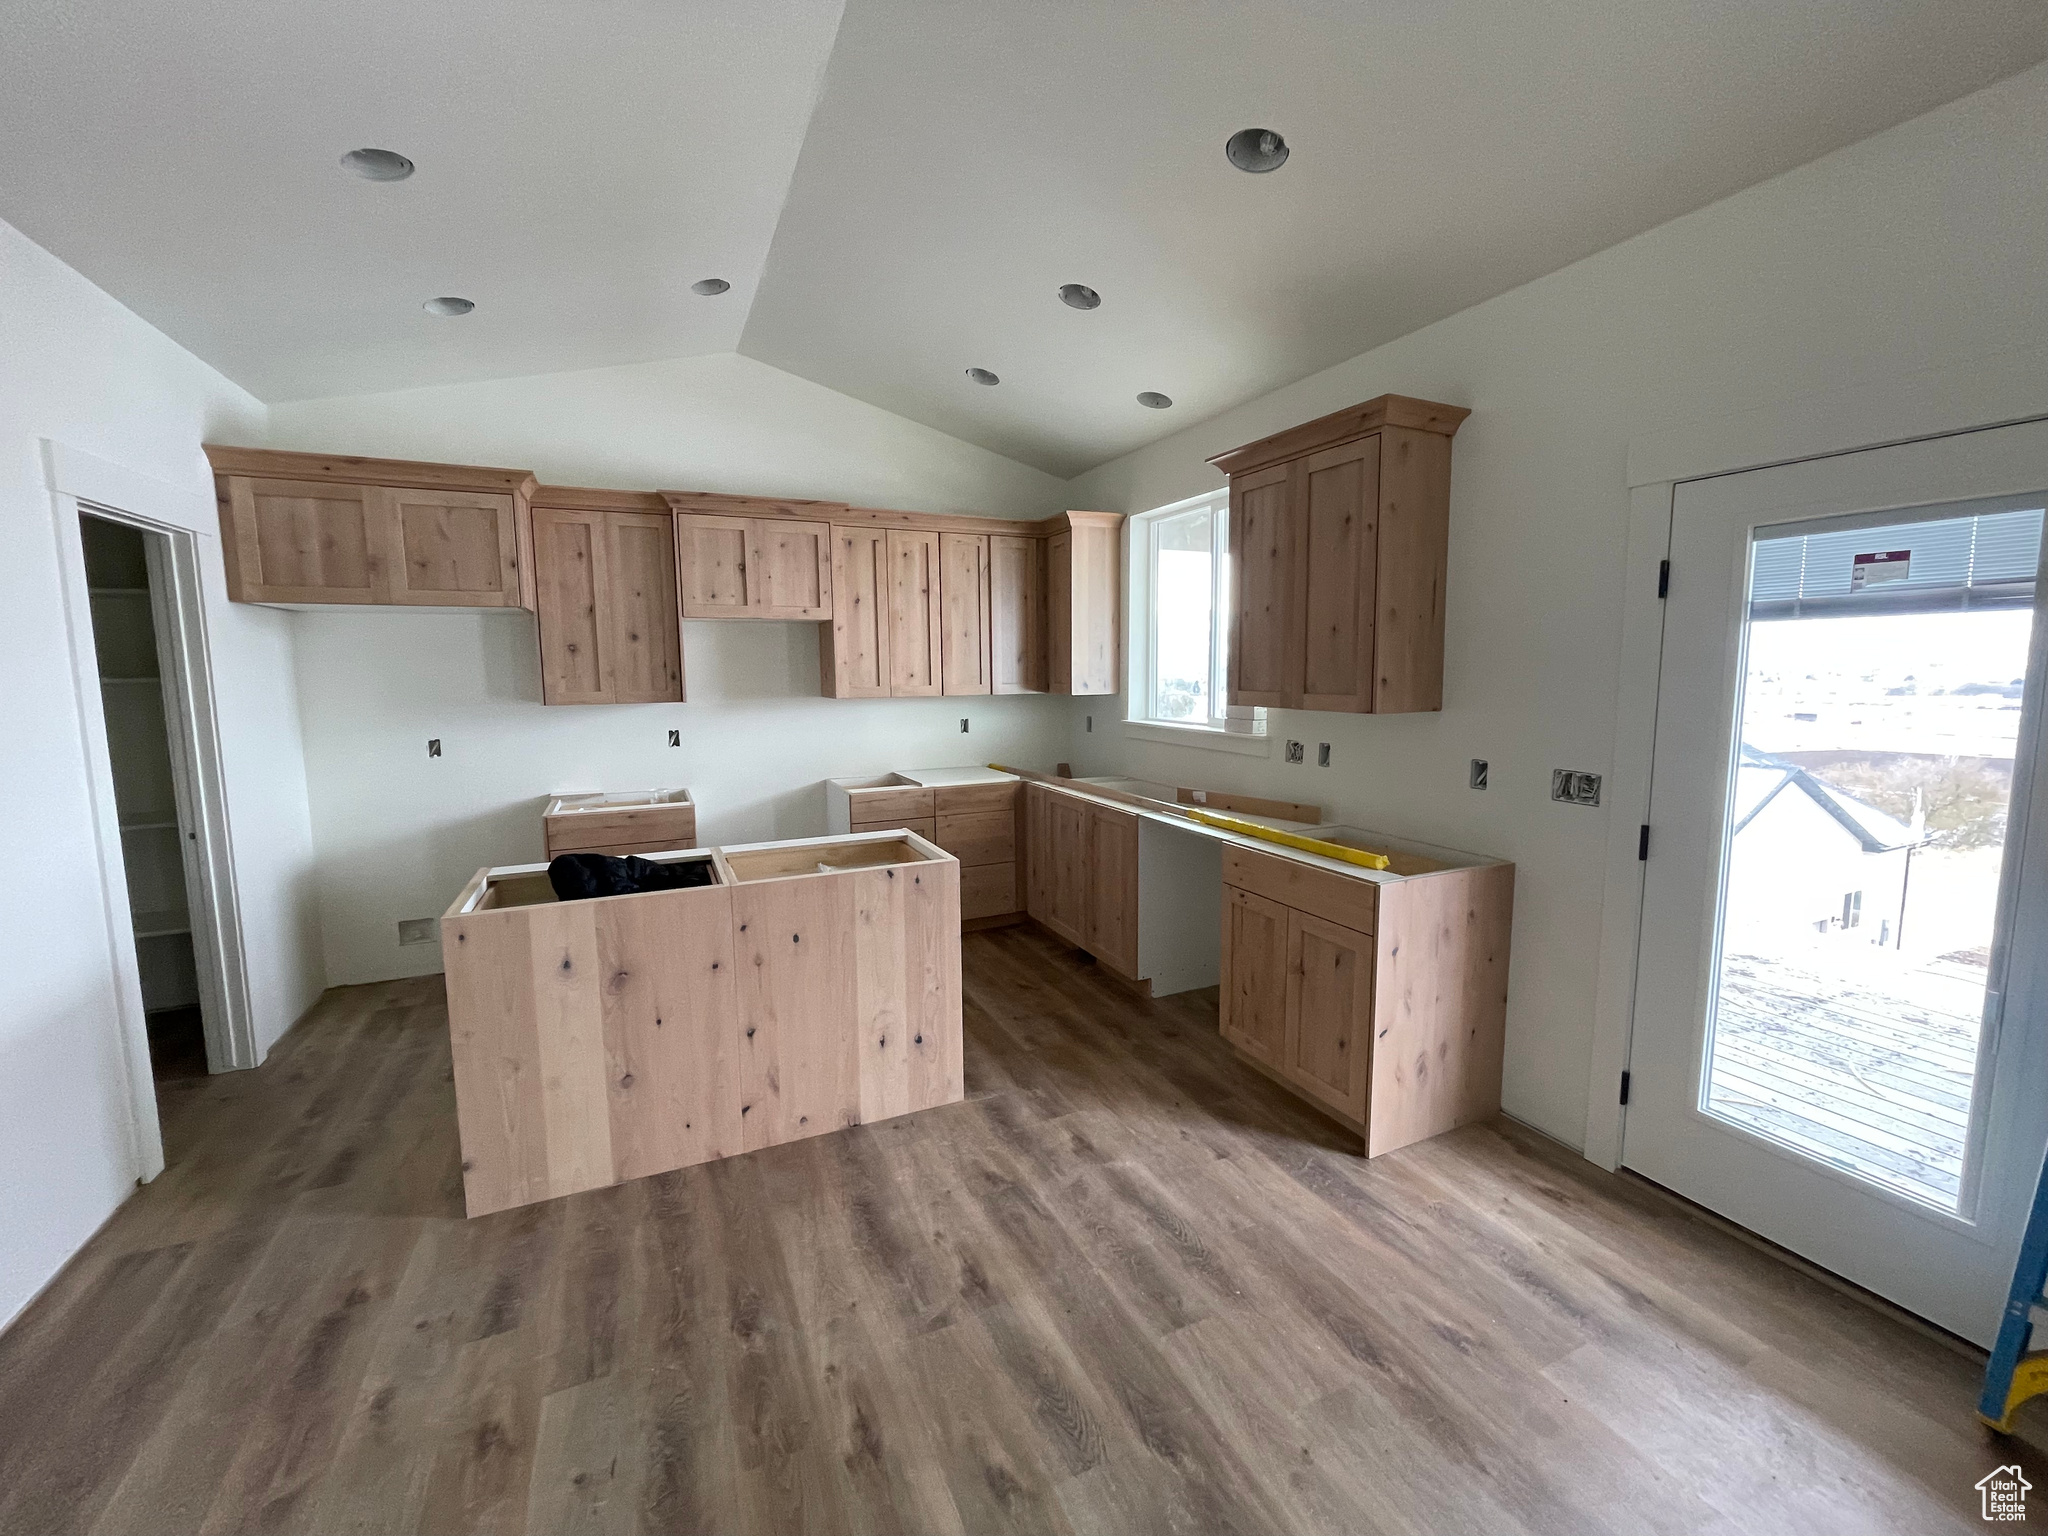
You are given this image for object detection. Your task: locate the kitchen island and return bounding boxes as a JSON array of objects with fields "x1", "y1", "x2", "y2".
[{"x1": 440, "y1": 830, "x2": 962, "y2": 1216}]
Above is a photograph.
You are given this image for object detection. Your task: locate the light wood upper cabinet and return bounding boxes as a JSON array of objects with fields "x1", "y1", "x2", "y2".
[
  {"x1": 1211, "y1": 395, "x2": 1466, "y2": 715},
  {"x1": 379, "y1": 487, "x2": 522, "y2": 606},
  {"x1": 939, "y1": 533, "x2": 992, "y2": 696},
  {"x1": 887, "y1": 529, "x2": 943, "y2": 696},
  {"x1": 989, "y1": 534, "x2": 1046, "y2": 694},
  {"x1": 821, "y1": 526, "x2": 891, "y2": 698},
  {"x1": 532, "y1": 492, "x2": 683, "y2": 706},
  {"x1": 1046, "y1": 511, "x2": 1121, "y2": 696},
  {"x1": 675, "y1": 513, "x2": 833, "y2": 620},
  {"x1": 207, "y1": 446, "x2": 537, "y2": 609}
]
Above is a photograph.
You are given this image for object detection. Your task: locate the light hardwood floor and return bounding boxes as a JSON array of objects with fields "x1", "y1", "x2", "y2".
[{"x1": 0, "y1": 924, "x2": 2035, "y2": 1534}]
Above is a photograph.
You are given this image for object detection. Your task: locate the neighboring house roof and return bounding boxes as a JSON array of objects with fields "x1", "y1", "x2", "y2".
[{"x1": 1733, "y1": 745, "x2": 1925, "y2": 852}]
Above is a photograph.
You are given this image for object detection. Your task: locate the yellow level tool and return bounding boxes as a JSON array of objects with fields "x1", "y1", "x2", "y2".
[
  {"x1": 1180, "y1": 808, "x2": 1392, "y2": 870},
  {"x1": 988, "y1": 763, "x2": 1392, "y2": 872}
]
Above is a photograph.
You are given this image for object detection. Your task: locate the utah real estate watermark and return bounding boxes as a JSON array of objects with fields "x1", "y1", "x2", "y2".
[{"x1": 1978, "y1": 1465, "x2": 2031, "y2": 1522}]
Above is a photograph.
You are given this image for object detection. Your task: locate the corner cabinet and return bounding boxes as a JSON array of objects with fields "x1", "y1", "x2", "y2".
[
  {"x1": 531, "y1": 488, "x2": 684, "y2": 705},
  {"x1": 1210, "y1": 395, "x2": 1468, "y2": 714},
  {"x1": 205, "y1": 446, "x2": 536, "y2": 609}
]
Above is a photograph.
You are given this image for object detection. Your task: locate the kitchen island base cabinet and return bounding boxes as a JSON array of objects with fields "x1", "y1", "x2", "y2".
[
  {"x1": 442, "y1": 833, "x2": 962, "y2": 1217},
  {"x1": 1220, "y1": 846, "x2": 1512, "y2": 1156}
]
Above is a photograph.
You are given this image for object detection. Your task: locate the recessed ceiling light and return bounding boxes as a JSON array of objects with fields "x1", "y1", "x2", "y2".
[
  {"x1": 1137, "y1": 391, "x2": 1173, "y2": 409},
  {"x1": 1225, "y1": 128, "x2": 1289, "y2": 173},
  {"x1": 1059, "y1": 284, "x2": 1101, "y2": 310},
  {"x1": 691, "y1": 278, "x2": 730, "y2": 296},
  {"x1": 422, "y1": 296, "x2": 475, "y2": 316},
  {"x1": 340, "y1": 148, "x2": 414, "y2": 182},
  {"x1": 966, "y1": 367, "x2": 1000, "y2": 386}
]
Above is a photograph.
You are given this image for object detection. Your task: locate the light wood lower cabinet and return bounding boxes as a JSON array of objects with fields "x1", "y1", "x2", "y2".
[
  {"x1": 1022, "y1": 782, "x2": 1139, "y2": 978},
  {"x1": 1219, "y1": 845, "x2": 1512, "y2": 1155},
  {"x1": 532, "y1": 496, "x2": 684, "y2": 704}
]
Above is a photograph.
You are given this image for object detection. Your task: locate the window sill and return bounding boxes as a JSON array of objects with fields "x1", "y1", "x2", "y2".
[{"x1": 1122, "y1": 719, "x2": 1273, "y2": 756}]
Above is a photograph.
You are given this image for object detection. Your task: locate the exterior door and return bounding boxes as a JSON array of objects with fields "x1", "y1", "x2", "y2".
[{"x1": 1624, "y1": 420, "x2": 2048, "y2": 1343}]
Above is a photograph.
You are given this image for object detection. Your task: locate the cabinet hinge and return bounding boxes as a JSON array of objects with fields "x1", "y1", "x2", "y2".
[
  {"x1": 1620, "y1": 1070, "x2": 1632, "y2": 1106},
  {"x1": 1657, "y1": 559, "x2": 1670, "y2": 599},
  {"x1": 1637, "y1": 824, "x2": 1650, "y2": 861}
]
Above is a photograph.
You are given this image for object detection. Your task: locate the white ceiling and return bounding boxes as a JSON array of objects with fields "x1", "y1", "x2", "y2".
[
  {"x1": 1, "y1": 1, "x2": 2042, "y2": 475},
  {"x1": 0, "y1": 0, "x2": 847, "y2": 400}
]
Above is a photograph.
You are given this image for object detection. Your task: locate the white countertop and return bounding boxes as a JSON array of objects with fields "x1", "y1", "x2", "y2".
[{"x1": 895, "y1": 766, "x2": 1022, "y2": 787}]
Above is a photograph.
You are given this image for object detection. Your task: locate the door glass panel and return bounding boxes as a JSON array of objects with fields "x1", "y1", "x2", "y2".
[{"x1": 1703, "y1": 506, "x2": 2043, "y2": 1211}]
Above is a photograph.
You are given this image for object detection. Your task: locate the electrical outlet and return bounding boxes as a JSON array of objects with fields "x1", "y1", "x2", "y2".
[
  {"x1": 1470, "y1": 758, "x2": 1489, "y2": 791},
  {"x1": 668, "y1": 729, "x2": 680, "y2": 747},
  {"x1": 397, "y1": 918, "x2": 437, "y2": 946},
  {"x1": 1552, "y1": 769, "x2": 1602, "y2": 806},
  {"x1": 1317, "y1": 743, "x2": 1331, "y2": 767},
  {"x1": 1285, "y1": 740, "x2": 1305, "y2": 764},
  {"x1": 960, "y1": 717, "x2": 970, "y2": 733},
  {"x1": 1086, "y1": 715, "x2": 1093, "y2": 732},
  {"x1": 427, "y1": 738, "x2": 441, "y2": 758}
]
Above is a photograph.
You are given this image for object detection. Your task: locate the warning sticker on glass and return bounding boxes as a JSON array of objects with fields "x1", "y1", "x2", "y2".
[{"x1": 1850, "y1": 549, "x2": 1912, "y2": 589}]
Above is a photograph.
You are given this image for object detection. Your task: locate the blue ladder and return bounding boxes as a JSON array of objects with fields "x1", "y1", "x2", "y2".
[{"x1": 1981, "y1": 1147, "x2": 2048, "y2": 1431}]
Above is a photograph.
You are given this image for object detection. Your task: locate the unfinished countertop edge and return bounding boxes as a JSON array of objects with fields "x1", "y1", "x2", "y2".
[{"x1": 1029, "y1": 774, "x2": 1507, "y2": 885}]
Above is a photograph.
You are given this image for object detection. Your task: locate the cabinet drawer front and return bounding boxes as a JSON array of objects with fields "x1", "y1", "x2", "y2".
[
  {"x1": 960, "y1": 861, "x2": 1018, "y2": 920},
  {"x1": 851, "y1": 816, "x2": 936, "y2": 843},
  {"x1": 1220, "y1": 846, "x2": 1376, "y2": 935},
  {"x1": 847, "y1": 785, "x2": 935, "y2": 823},
  {"x1": 546, "y1": 806, "x2": 697, "y2": 854},
  {"x1": 935, "y1": 809, "x2": 1015, "y2": 866},
  {"x1": 933, "y1": 780, "x2": 1017, "y2": 815}
]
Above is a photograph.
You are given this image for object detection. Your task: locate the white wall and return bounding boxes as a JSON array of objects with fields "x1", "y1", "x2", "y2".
[
  {"x1": 262, "y1": 352, "x2": 1076, "y2": 984},
  {"x1": 0, "y1": 217, "x2": 321, "y2": 1330},
  {"x1": 1063, "y1": 64, "x2": 2048, "y2": 1153}
]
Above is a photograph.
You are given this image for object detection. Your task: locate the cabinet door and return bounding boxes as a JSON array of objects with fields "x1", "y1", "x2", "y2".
[
  {"x1": 1024, "y1": 785, "x2": 1054, "y2": 922},
  {"x1": 221, "y1": 476, "x2": 380, "y2": 604},
  {"x1": 1220, "y1": 886, "x2": 1289, "y2": 1069},
  {"x1": 1372, "y1": 425, "x2": 1453, "y2": 715},
  {"x1": 989, "y1": 534, "x2": 1046, "y2": 693},
  {"x1": 823, "y1": 526, "x2": 890, "y2": 698},
  {"x1": 1083, "y1": 803, "x2": 1139, "y2": 977},
  {"x1": 533, "y1": 505, "x2": 613, "y2": 704},
  {"x1": 1297, "y1": 437, "x2": 1380, "y2": 713},
  {"x1": 939, "y1": 533, "x2": 992, "y2": 695},
  {"x1": 676, "y1": 514, "x2": 754, "y2": 617},
  {"x1": 603, "y1": 511, "x2": 684, "y2": 702},
  {"x1": 749, "y1": 518, "x2": 833, "y2": 619},
  {"x1": 886, "y1": 530, "x2": 943, "y2": 696},
  {"x1": 1046, "y1": 516, "x2": 1121, "y2": 696},
  {"x1": 377, "y1": 487, "x2": 523, "y2": 607},
  {"x1": 1284, "y1": 910, "x2": 1373, "y2": 1120},
  {"x1": 1226, "y1": 462, "x2": 1300, "y2": 707},
  {"x1": 1046, "y1": 793, "x2": 1089, "y2": 944}
]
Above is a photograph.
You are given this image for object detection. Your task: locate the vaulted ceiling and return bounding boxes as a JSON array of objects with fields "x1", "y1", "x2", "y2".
[{"x1": 3, "y1": 1, "x2": 2042, "y2": 476}]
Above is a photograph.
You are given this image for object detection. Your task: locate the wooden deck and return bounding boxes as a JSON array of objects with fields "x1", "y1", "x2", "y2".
[{"x1": 1708, "y1": 948, "x2": 1987, "y2": 1209}]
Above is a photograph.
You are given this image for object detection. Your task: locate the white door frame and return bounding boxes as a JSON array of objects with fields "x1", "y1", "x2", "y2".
[
  {"x1": 1585, "y1": 348, "x2": 2048, "y2": 1169},
  {"x1": 43, "y1": 441, "x2": 257, "y2": 1182}
]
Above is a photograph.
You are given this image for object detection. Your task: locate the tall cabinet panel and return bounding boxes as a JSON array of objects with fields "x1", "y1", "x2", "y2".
[
  {"x1": 822, "y1": 526, "x2": 891, "y2": 698},
  {"x1": 1046, "y1": 511, "x2": 1121, "y2": 696},
  {"x1": 887, "y1": 530, "x2": 943, "y2": 696},
  {"x1": 939, "y1": 533, "x2": 992, "y2": 696},
  {"x1": 989, "y1": 534, "x2": 1046, "y2": 694}
]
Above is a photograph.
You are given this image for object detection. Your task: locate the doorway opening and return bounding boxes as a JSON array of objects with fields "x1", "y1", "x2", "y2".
[{"x1": 79, "y1": 513, "x2": 216, "y2": 1092}]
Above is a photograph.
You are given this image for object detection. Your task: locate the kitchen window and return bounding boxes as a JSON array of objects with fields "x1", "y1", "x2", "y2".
[{"x1": 1127, "y1": 492, "x2": 1265, "y2": 748}]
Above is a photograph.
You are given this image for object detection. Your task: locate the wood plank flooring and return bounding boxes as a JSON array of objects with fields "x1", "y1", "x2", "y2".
[{"x1": 0, "y1": 924, "x2": 2036, "y2": 1535}]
